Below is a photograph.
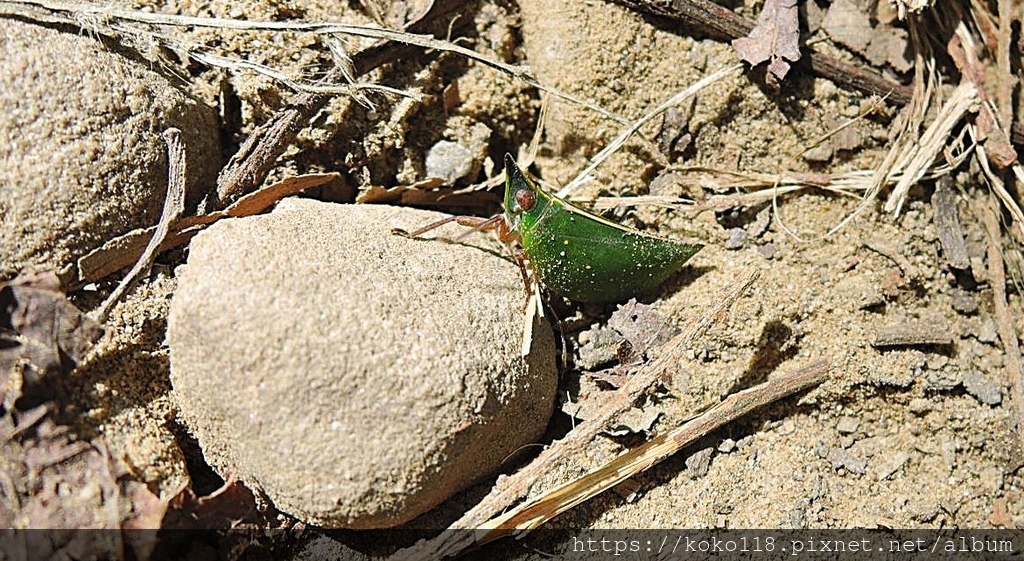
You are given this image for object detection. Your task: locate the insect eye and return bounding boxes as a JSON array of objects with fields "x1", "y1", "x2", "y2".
[{"x1": 514, "y1": 189, "x2": 536, "y2": 212}]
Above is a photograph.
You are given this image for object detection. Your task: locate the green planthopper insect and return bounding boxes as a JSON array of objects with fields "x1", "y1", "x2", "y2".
[{"x1": 400, "y1": 154, "x2": 703, "y2": 303}]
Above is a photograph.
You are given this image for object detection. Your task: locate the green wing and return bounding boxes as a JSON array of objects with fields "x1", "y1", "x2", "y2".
[{"x1": 521, "y1": 197, "x2": 701, "y2": 303}]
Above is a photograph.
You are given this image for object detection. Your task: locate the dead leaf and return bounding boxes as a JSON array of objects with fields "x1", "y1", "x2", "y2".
[
  {"x1": 356, "y1": 177, "x2": 445, "y2": 204},
  {"x1": 605, "y1": 405, "x2": 663, "y2": 436},
  {"x1": 822, "y1": 0, "x2": 910, "y2": 73},
  {"x1": 143, "y1": 478, "x2": 276, "y2": 561},
  {"x1": 123, "y1": 481, "x2": 169, "y2": 530},
  {"x1": 568, "y1": 301, "x2": 680, "y2": 436},
  {"x1": 162, "y1": 477, "x2": 262, "y2": 530},
  {"x1": 122, "y1": 481, "x2": 169, "y2": 560},
  {"x1": 2, "y1": 412, "x2": 130, "y2": 559},
  {"x1": 607, "y1": 299, "x2": 680, "y2": 358},
  {"x1": 0, "y1": 270, "x2": 103, "y2": 407},
  {"x1": 731, "y1": 0, "x2": 801, "y2": 81},
  {"x1": 821, "y1": 0, "x2": 872, "y2": 52},
  {"x1": 76, "y1": 173, "x2": 339, "y2": 284}
]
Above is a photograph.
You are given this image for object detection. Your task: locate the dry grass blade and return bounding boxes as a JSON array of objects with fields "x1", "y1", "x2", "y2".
[
  {"x1": 944, "y1": 16, "x2": 1024, "y2": 250},
  {"x1": 825, "y1": 19, "x2": 936, "y2": 235},
  {"x1": 0, "y1": 0, "x2": 626, "y2": 126},
  {"x1": 992, "y1": 0, "x2": 1013, "y2": 133},
  {"x1": 882, "y1": 81, "x2": 978, "y2": 216},
  {"x1": 975, "y1": 144, "x2": 1024, "y2": 247},
  {"x1": 91, "y1": 129, "x2": 187, "y2": 322},
  {"x1": 794, "y1": 97, "x2": 887, "y2": 159},
  {"x1": 555, "y1": 64, "x2": 743, "y2": 198},
  {"x1": 947, "y1": 20, "x2": 1018, "y2": 169},
  {"x1": 392, "y1": 269, "x2": 760, "y2": 560},
  {"x1": 981, "y1": 204, "x2": 1024, "y2": 457},
  {"x1": 75, "y1": 173, "x2": 339, "y2": 285},
  {"x1": 184, "y1": 48, "x2": 418, "y2": 98},
  {"x1": 477, "y1": 358, "x2": 831, "y2": 540}
]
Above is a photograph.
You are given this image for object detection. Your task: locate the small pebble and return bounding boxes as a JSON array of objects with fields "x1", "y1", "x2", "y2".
[
  {"x1": 802, "y1": 144, "x2": 833, "y2": 163},
  {"x1": 648, "y1": 172, "x2": 686, "y2": 197},
  {"x1": 961, "y1": 370, "x2": 1002, "y2": 405},
  {"x1": 576, "y1": 326, "x2": 626, "y2": 370},
  {"x1": 756, "y1": 243, "x2": 778, "y2": 260},
  {"x1": 745, "y1": 208, "x2": 771, "y2": 238},
  {"x1": 718, "y1": 438, "x2": 736, "y2": 453},
  {"x1": 908, "y1": 500, "x2": 940, "y2": 522},
  {"x1": 836, "y1": 416, "x2": 860, "y2": 434},
  {"x1": 724, "y1": 228, "x2": 747, "y2": 250},
  {"x1": 908, "y1": 398, "x2": 933, "y2": 414},
  {"x1": 977, "y1": 466, "x2": 1004, "y2": 494},
  {"x1": 815, "y1": 439, "x2": 829, "y2": 458},
  {"x1": 685, "y1": 447, "x2": 714, "y2": 478},
  {"x1": 425, "y1": 140, "x2": 475, "y2": 184},
  {"x1": 827, "y1": 448, "x2": 867, "y2": 474},
  {"x1": 950, "y1": 290, "x2": 979, "y2": 315},
  {"x1": 925, "y1": 355, "x2": 949, "y2": 370},
  {"x1": 976, "y1": 316, "x2": 998, "y2": 344},
  {"x1": 874, "y1": 451, "x2": 910, "y2": 480}
]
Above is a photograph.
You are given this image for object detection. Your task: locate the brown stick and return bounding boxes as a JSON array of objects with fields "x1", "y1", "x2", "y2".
[
  {"x1": 981, "y1": 202, "x2": 1024, "y2": 458},
  {"x1": 607, "y1": 0, "x2": 1024, "y2": 147},
  {"x1": 75, "y1": 173, "x2": 338, "y2": 285},
  {"x1": 214, "y1": 0, "x2": 475, "y2": 206},
  {"x1": 477, "y1": 358, "x2": 831, "y2": 541},
  {"x1": 92, "y1": 129, "x2": 187, "y2": 322},
  {"x1": 392, "y1": 269, "x2": 761, "y2": 560},
  {"x1": 994, "y1": 0, "x2": 1013, "y2": 134},
  {"x1": 932, "y1": 175, "x2": 971, "y2": 270}
]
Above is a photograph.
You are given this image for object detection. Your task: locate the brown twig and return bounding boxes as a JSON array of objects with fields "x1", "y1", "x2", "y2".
[
  {"x1": 393, "y1": 269, "x2": 761, "y2": 560},
  {"x1": 871, "y1": 322, "x2": 953, "y2": 348},
  {"x1": 215, "y1": 0, "x2": 474, "y2": 206},
  {"x1": 477, "y1": 358, "x2": 831, "y2": 541},
  {"x1": 608, "y1": 0, "x2": 910, "y2": 102},
  {"x1": 994, "y1": 0, "x2": 1013, "y2": 134},
  {"x1": 932, "y1": 175, "x2": 971, "y2": 270},
  {"x1": 91, "y1": 129, "x2": 187, "y2": 322},
  {"x1": 75, "y1": 173, "x2": 339, "y2": 285},
  {"x1": 606, "y1": 0, "x2": 1024, "y2": 147},
  {"x1": 981, "y1": 203, "x2": 1024, "y2": 458}
]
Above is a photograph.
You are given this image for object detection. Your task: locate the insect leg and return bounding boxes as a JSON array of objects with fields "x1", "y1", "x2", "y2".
[
  {"x1": 511, "y1": 247, "x2": 538, "y2": 302},
  {"x1": 392, "y1": 214, "x2": 502, "y2": 238}
]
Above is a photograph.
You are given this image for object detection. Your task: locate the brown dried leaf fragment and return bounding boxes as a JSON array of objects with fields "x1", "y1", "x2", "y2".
[
  {"x1": 75, "y1": 173, "x2": 339, "y2": 284},
  {"x1": 732, "y1": 0, "x2": 801, "y2": 81},
  {"x1": 607, "y1": 299, "x2": 680, "y2": 358},
  {"x1": 932, "y1": 177, "x2": 971, "y2": 271},
  {"x1": 162, "y1": 478, "x2": 262, "y2": 530},
  {"x1": 946, "y1": 29, "x2": 1019, "y2": 169},
  {"x1": 0, "y1": 270, "x2": 103, "y2": 407}
]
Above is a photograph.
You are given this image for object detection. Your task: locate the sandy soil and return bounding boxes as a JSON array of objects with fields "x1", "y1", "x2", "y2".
[{"x1": 3, "y1": 0, "x2": 1021, "y2": 558}]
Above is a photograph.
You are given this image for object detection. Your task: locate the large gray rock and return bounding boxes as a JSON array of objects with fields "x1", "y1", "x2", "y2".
[
  {"x1": 0, "y1": 21, "x2": 221, "y2": 280},
  {"x1": 168, "y1": 199, "x2": 557, "y2": 529}
]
